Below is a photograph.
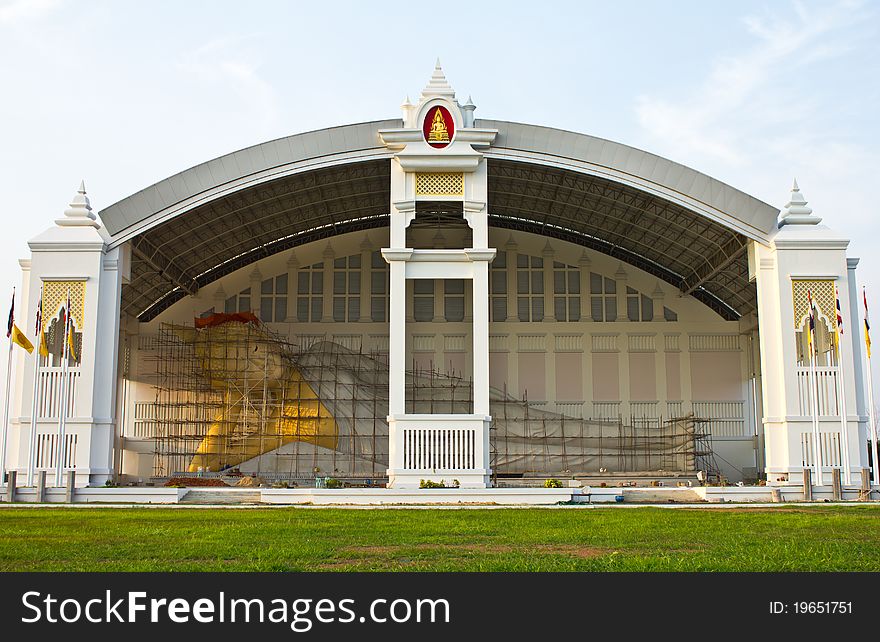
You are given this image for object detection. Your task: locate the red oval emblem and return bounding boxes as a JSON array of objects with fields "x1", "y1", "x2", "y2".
[{"x1": 423, "y1": 105, "x2": 454, "y2": 148}]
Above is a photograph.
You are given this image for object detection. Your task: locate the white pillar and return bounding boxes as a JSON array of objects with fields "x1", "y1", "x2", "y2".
[
  {"x1": 359, "y1": 236, "x2": 372, "y2": 322},
  {"x1": 542, "y1": 241, "x2": 555, "y2": 322},
  {"x1": 386, "y1": 255, "x2": 409, "y2": 416},
  {"x1": 505, "y1": 236, "x2": 518, "y2": 322},
  {"x1": 285, "y1": 250, "x2": 299, "y2": 322},
  {"x1": 579, "y1": 251, "x2": 591, "y2": 322},
  {"x1": 756, "y1": 181, "x2": 866, "y2": 486},
  {"x1": 13, "y1": 183, "x2": 125, "y2": 487},
  {"x1": 321, "y1": 244, "x2": 334, "y2": 323},
  {"x1": 472, "y1": 259, "x2": 490, "y2": 416}
]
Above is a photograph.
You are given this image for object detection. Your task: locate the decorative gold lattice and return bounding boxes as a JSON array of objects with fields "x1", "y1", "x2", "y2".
[
  {"x1": 792, "y1": 279, "x2": 835, "y2": 330},
  {"x1": 415, "y1": 173, "x2": 464, "y2": 197},
  {"x1": 42, "y1": 280, "x2": 86, "y2": 332}
]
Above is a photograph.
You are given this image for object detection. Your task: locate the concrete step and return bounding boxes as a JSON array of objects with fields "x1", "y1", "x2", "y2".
[
  {"x1": 621, "y1": 487, "x2": 703, "y2": 503},
  {"x1": 179, "y1": 489, "x2": 262, "y2": 505}
]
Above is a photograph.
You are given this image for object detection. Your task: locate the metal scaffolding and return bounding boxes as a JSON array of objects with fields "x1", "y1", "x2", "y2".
[{"x1": 138, "y1": 318, "x2": 712, "y2": 482}]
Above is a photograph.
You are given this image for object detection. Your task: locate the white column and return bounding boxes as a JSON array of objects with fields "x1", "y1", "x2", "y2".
[
  {"x1": 321, "y1": 244, "x2": 334, "y2": 323},
  {"x1": 505, "y1": 237, "x2": 518, "y2": 322},
  {"x1": 433, "y1": 278, "x2": 444, "y2": 323},
  {"x1": 542, "y1": 242, "x2": 555, "y2": 322},
  {"x1": 387, "y1": 257, "x2": 408, "y2": 416},
  {"x1": 248, "y1": 267, "x2": 262, "y2": 318},
  {"x1": 285, "y1": 251, "x2": 299, "y2": 322},
  {"x1": 359, "y1": 237, "x2": 372, "y2": 322},
  {"x1": 579, "y1": 251, "x2": 591, "y2": 322},
  {"x1": 616, "y1": 264, "x2": 628, "y2": 322},
  {"x1": 472, "y1": 259, "x2": 490, "y2": 416}
]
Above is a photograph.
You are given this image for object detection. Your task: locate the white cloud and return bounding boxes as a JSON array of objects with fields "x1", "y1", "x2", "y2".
[
  {"x1": 177, "y1": 34, "x2": 280, "y2": 129},
  {"x1": 0, "y1": 0, "x2": 60, "y2": 25},
  {"x1": 635, "y1": 0, "x2": 872, "y2": 170}
]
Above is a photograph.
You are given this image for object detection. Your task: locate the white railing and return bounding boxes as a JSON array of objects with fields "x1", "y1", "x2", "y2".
[
  {"x1": 34, "y1": 433, "x2": 77, "y2": 470},
  {"x1": 591, "y1": 401, "x2": 621, "y2": 420},
  {"x1": 402, "y1": 427, "x2": 476, "y2": 471},
  {"x1": 693, "y1": 400, "x2": 748, "y2": 438},
  {"x1": 37, "y1": 367, "x2": 79, "y2": 418},
  {"x1": 800, "y1": 431, "x2": 842, "y2": 467},
  {"x1": 796, "y1": 366, "x2": 839, "y2": 416},
  {"x1": 630, "y1": 401, "x2": 659, "y2": 418},
  {"x1": 127, "y1": 401, "x2": 220, "y2": 438},
  {"x1": 553, "y1": 402, "x2": 584, "y2": 419}
]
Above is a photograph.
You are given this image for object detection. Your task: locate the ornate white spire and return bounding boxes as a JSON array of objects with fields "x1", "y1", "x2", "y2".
[
  {"x1": 400, "y1": 95, "x2": 414, "y2": 127},
  {"x1": 780, "y1": 178, "x2": 821, "y2": 226},
  {"x1": 462, "y1": 95, "x2": 476, "y2": 128},
  {"x1": 421, "y1": 59, "x2": 456, "y2": 100},
  {"x1": 56, "y1": 181, "x2": 100, "y2": 228}
]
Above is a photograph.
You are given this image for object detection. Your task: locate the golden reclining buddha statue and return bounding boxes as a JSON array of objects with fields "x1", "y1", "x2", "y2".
[{"x1": 173, "y1": 314, "x2": 338, "y2": 473}]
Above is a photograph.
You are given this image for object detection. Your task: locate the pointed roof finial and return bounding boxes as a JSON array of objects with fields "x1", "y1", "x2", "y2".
[
  {"x1": 779, "y1": 177, "x2": 821, "y2": 226},
  {"x1": 421, "y1": 58, "x2": 456, "y2": 100},
  {"x1": 57, "y1": 180, "x2": 100, "y2": 228}
]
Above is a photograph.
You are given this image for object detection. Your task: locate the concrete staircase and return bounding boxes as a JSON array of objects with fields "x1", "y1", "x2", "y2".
[{"x1": 179, "y1": 489, "x2": 263, "y2": 505}]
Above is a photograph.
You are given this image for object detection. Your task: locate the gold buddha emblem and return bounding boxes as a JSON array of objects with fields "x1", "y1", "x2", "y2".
[{"x1": 427, "y1": 107, "x2": 450, "y2": 143}]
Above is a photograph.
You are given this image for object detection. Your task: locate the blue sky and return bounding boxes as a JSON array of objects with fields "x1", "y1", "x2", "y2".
[{"x1": 1, "y1": 0, "x2": 878, "y2": 324}]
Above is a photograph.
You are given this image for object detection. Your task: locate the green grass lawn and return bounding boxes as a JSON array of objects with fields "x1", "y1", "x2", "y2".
[{"x1": 1, "y1": 506, "x2": 879, "y2": 572}]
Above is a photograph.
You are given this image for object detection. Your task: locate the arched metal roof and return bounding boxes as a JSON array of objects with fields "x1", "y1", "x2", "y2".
[{"x1": 98, "y1": 119, "x2": 780, "y2": 322}]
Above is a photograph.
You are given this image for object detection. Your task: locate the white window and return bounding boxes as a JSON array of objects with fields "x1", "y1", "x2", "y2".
[
  {"x1": 225, "y1": 288, "x2": 251, "y2": 314},
  {"x1": 296, "y1": 263, "x2": 323, "y2": 322},
  {"x1": 517, "y1": 254, "x2": 544, "y2": 322},
  {"x1": 626, "y1": 287, "x2": 653, "y2": 322},
  {"x1": 370, "y1": 250, "x2": 389, "y2": 322},
  {"x1": 258, "y1": 275, "x2": 288, "y2": 322},
  {"x1": 445, "y1": 279, "x2": 465, "y2": 322},
  {"x1": 333, "y1": 255, "x2": 361, "y2": 322},
  {"x1": 553, "y1": 261, "x2": 580, "y2": 322},
  {"x1": 413, "y1": 279, "x2": 435, "y2": 322},
  {"x1": 490, "y1": 252, "x2": 507, "y2": 322},
  {"x1": 590, "y1": 273, "x2": 617, "y2": 322}
]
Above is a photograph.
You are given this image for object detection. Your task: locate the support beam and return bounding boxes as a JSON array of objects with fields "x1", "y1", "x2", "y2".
[
  {"x1": 131, "y1": 237, "x2": 199, "y2": 297},
  {"x1": 679, "y1": 238, "x2": 748, "y2": 296}
]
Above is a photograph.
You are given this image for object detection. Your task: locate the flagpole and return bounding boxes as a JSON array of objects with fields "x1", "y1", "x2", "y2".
[
  {"x1": 26, "y1": 285, "x2": 43, "y2": 487},
  {"x1": 835, "y1": 327, "x2": 852, "y2": 486},
  {"x1": 809, "y1": 347, "x2": 825, "y2": 486},
  {"x1": 55, "y1": 291, "x2": 71, "y2": 487},
  {"x1": 866, "y1": 353, "x2": 879, "y2": 483},
  {"x1": 1, "y1": 286, "x2": 15, "y2": 486},
  {"x1": 863, "y1": 287, "x2": 880, "y2": 486},
  {"x1": 0, "y1": 340, "x2": 12, "y2": 485},
  {"x1": 26, "y1": 344, "x2": 40, "y2": 487}
]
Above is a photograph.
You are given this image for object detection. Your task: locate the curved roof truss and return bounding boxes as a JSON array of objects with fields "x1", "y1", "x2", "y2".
[{"x1": 100, "y1": 120, "x2": 779, "y2": 322}]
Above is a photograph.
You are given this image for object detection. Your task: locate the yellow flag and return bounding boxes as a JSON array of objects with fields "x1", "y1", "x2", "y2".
[
  {"x1": 10, "y1": 324, "x2": 34, "y2": 354},
  {"x1": 38, "y1": 330, "x2": 48, "y2": 358},
  {"x1": 67, "y1": 324, "x2": 77, "y2": 362}
]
